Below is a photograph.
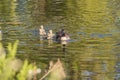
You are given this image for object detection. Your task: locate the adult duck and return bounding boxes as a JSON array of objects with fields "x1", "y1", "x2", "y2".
[{"x1": 55, "y1": 29, "x2": 70, "y2": 42}]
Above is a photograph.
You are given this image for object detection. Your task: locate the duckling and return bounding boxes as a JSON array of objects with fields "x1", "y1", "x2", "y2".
[
  {"x1": 47, "y1": 30, "x2": 55, "y2": 40},
  {"x1": 39, "y1": 25, "x2": 46, "y2": 36}
]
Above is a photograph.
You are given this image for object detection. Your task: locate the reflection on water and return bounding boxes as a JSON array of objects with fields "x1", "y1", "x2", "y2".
[{"x1": 0, "y1": 0, "x2": 120, "y2": 80}]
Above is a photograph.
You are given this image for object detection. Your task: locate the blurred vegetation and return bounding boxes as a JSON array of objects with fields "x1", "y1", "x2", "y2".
[
  {"x1": 0, "y1": 41, "x2": 37, "y2": 80},
  {"x1": 0, "y1": 40, "x2": 66, "y2": 80}
]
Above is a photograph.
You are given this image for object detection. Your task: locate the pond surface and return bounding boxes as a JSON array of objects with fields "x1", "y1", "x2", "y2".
[{"x1": 0, "y1": 0, "x2": 120, "y2": 80}]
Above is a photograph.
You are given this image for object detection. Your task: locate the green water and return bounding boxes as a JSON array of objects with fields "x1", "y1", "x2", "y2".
[{"x1": 0, "y1": 0, "x2": 120, "y2": 80}]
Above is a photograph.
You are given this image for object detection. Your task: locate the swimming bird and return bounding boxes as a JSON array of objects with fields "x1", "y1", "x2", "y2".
[
  {"x1": 39, "y1": 25, "x2": 46, "y2": 36},
  {"x1": 55, "y1": 29, "x2": 70, "y2": 41},
  {"x1": 47, "y1": 30, "x2": 55, "y2": 40}
]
